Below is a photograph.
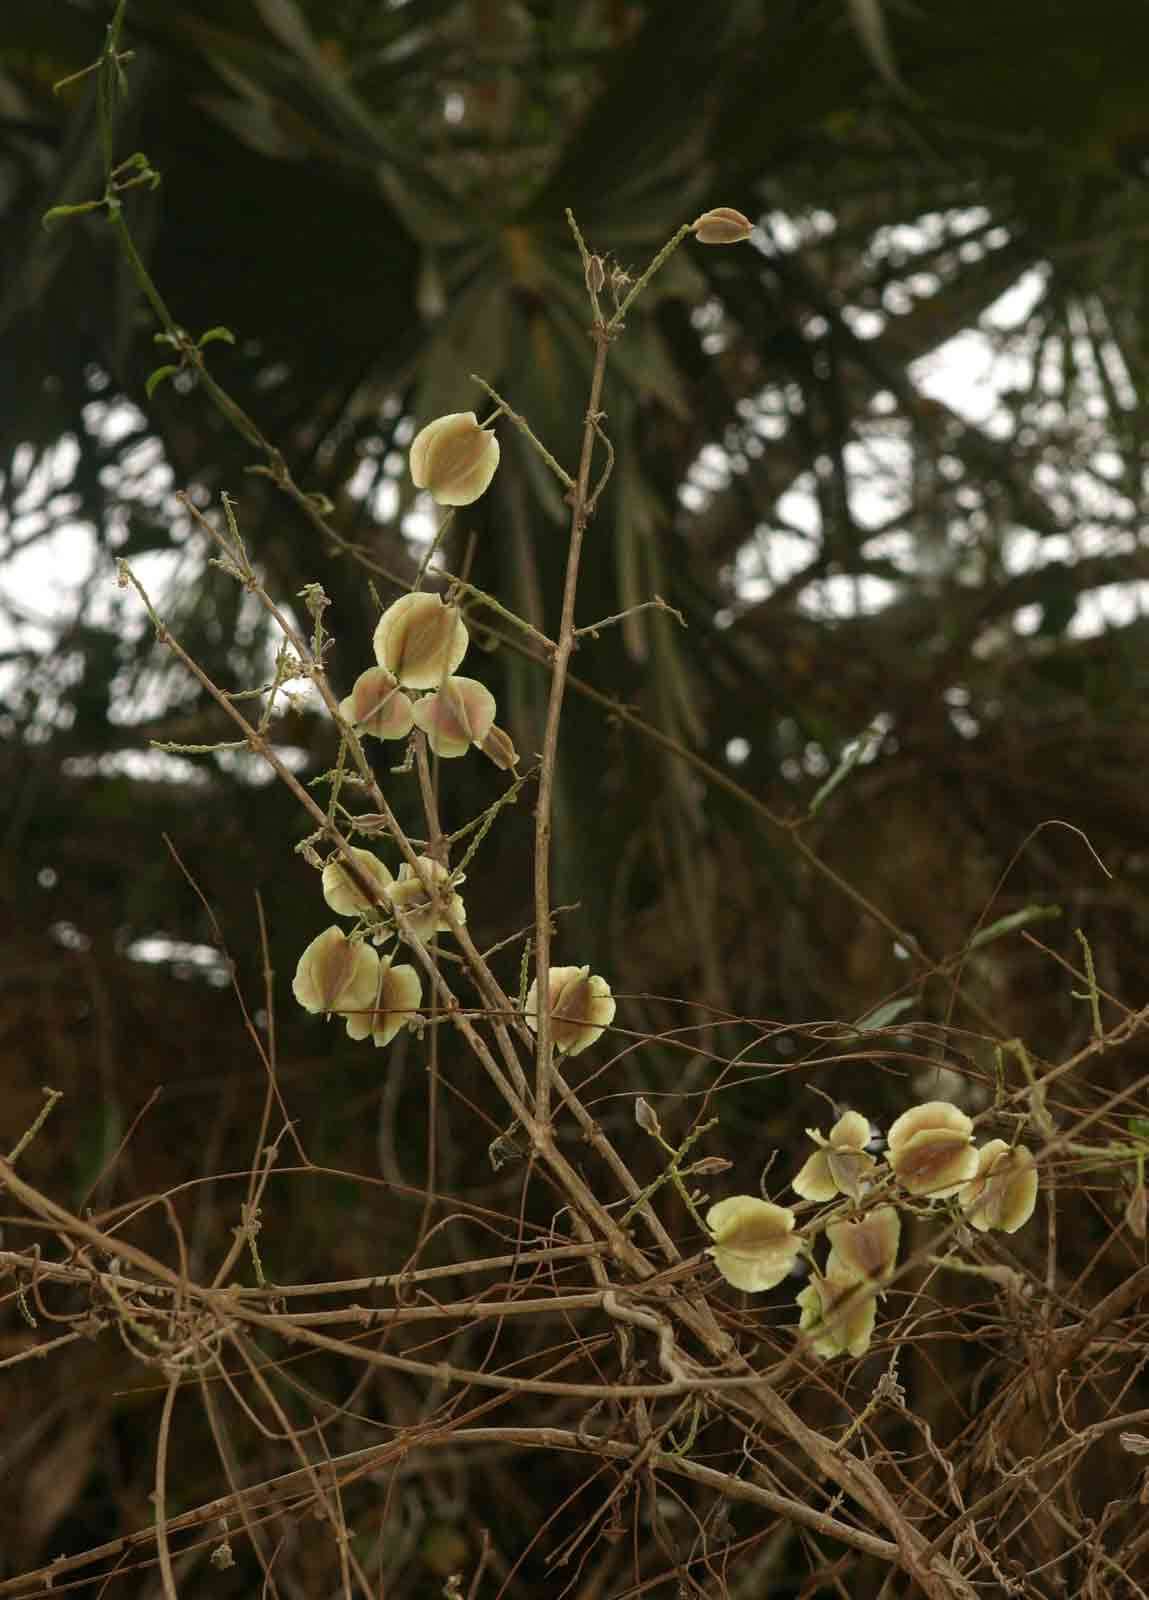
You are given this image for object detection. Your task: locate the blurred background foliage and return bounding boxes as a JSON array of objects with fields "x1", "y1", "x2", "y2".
[{"x1": 4, "y1": 0, "x2": 1149, "y2": 1591}]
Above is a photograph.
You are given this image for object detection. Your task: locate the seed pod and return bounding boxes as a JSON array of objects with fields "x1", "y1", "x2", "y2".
[
  {"x1": 797, "y1": 1270, "x2": 877, "y2": 1359},
  {"x1": 706, "y1": 1196, "x2": 801, "y2": 1293},
  {"x1": 886, "y1": 1101, "x2": 979, "y2": 1199},
  {"x1": 374, "y1": 592, "x2": 469, "y2": 690},
  {"x1": 411, "y1": 676, "x2": 496, "y2": 758},
  {"x1": 321, "y1": 847, "x2": 394, "y2": 917},
  {"x1": 292, "y1": 927, "x2": 380, "y2": 1018},
  {"x1": 344, "y1": 954, "x2": 422, "y2": 1047},
  {"x1": 524, "y1": 965, "x2": 616, "y2": 1057},
  {"x1": 825, "y1": 1204, "x2": 900, "y2": 1284},
  {"x1": 409, "y1": 411, "x2": 500, "y2": 506},
  {"x1": 961, "y1": 1141, "x2": 1039, "y2": 1233},
  {"x1": 385, "y1": 856, "x2": 466, "y2": 943},
  {"x1": 338, "y1": 666, "x2": 414, "y2": 740},
  {"x1": 792, "y1": 1109, "x2": 876, "y2": 1202}
]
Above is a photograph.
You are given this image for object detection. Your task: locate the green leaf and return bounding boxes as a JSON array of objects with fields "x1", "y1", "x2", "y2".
[
  {"x1": 967, "y1": 905, "x2": 1062, "y2": 952},
  {"x1": 41, "y1": 199, "x2": 103, "y2": 228},
  {"x1": 145, "y1": 364, "x2": 180, "y2": 399},
  {"x1": 1128, "y1": 1118, "x2": 1149, "y2": 1140},
  {"x1": 854, "y1": 996, "x2": 915, "y2": 1032},
  {"x1": 198, "y1": 324, "x2": 236, "y2": 347}
]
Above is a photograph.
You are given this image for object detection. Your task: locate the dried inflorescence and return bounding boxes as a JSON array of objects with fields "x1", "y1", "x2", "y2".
[
  {"x1": 524, "y1": 966, "x2": 615, "y2": 1056},
  {"x1": 792, "y1": 1109, "x2": 876, "y2": 1202},
  {"x1": 409, "y1": 411, "x2": 500, "y2": 506},
  {"x1": 706, "y1": 1196, "x2": 802, "y2": 1292}
]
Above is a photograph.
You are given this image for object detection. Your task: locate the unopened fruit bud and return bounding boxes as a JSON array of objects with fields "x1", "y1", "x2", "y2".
[
  {"x1": 692, "y1": 207, "x2": 753, "y2": 246},
  {"x1": 480, "y1": 723, "x2": 519, "y2": 771},
  {"x1": 634, "y1": 1096, "x2": 661, "y2": 1136}
]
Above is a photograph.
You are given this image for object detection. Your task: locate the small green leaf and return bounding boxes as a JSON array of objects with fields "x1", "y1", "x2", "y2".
[
  {"x1": 1129, "y1": 1118, "x2": 1149, "y2": 1140},
  {"x1": 854, "y1": 997, "x2": 915, "y2": 1031},
  {"x1": 809, "y1": 721, "x2": 884, "y2": 817},
  {"x1": 145, "y1": 364, "x2": 180, "y2": 400},
  {"x1": 41, "y1": 200, "x2": 103, "y2": 229},
  {"x1": 967, "y1": 905, "x2": 1062, "y2": 952},
  {"x1": 198, "y1": 325, "x2": 236, "y2": 348}
]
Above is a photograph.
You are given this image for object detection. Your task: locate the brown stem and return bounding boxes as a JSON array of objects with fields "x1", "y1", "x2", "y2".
[{"x1": 532, "y1": 325, "x2": 611, "y2": 1126}]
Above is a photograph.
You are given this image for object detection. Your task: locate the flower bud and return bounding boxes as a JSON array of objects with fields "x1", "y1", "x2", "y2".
[
  {"x1": 385, "y1": 855, "x2": 466, "y2": 942},
  {"x1": 321, "y1": 847, "x2": 394, "y2": 918},
  {"x1": 338, "y1": 667, "x2": 414, "y2": 741},
  {"x1": 886, "y1": 1100, "x2": 979, "y2": 1199},
  {"x1": 410, "y1": 676, "x2": 496, "y2": 758},
  {"x1": 524, "y1": 965, "x2": 615, "y2": 1057},
  {"x1": 692, "y1": 207, "x2": 753, "y2": 245},
  {"x1": 344, "y1": 954, "x2": 422, "y2": 1047},
  {"x1": 292, "y1": 927, "x2": 380, "y2": 1018},
  {"x1": 586, "y1": 254, "x2": 605, "y2": 295},
  {"x1": 374, "y1": 593, "x2": 469, "y2": 689},
  {"x1": 409, "y1": 411, "x2": 500, "y2": 506},
  {"x1": 960, "y1": 1141, "x2": 1039, "y2": 1234},
  {"x1": 705, "y1": 1196, "x2": 801, "y2": 1293}
]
